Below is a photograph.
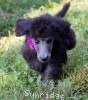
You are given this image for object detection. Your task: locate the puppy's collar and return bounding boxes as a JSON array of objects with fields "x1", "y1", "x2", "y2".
[{"x1": 27, "y1": 36, "x2": 35, "y2": 51}]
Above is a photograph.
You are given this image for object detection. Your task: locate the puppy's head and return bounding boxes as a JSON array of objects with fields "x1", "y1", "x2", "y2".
[
  {"x1": 29, "y1": 14, "x2": 55, "y2": 63},
  {"x1": 15, "y1": 14, "x2": 71, "y2": 63}
]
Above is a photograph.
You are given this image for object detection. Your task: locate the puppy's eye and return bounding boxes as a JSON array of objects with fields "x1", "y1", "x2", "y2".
[
  {"x1": 35, "y1": 40, "x2": 39, "y2": 44},
  {"x1": 47, "y1": 39, "x2": 53, "y2": 44}
]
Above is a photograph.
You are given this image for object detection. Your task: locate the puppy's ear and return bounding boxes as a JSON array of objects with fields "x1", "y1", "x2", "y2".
[
  {"x1": 58, "y1": 22, "x2": 76, "y2": 50},
  {"x1": 15, "y1": 18, "x2": 32, "y2": 36},
  {"x1": 56, "y1": 20, "x2": 71, "y2": 37},
  {"x1": 65, "y1": 29, "x2": 76, "y2": 50}
]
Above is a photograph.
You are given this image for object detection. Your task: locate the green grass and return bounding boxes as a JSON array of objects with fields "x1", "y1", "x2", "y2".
[
  {"x1": 0, "y1": 0, "x2": 88, "y2": 100},
  {"x1": 0, "y1": 0, "x2": 58, "y2": 36}
]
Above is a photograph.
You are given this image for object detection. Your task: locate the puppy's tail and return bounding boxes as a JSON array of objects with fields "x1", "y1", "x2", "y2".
[{"x1": 55, "y1": 2, "x2": 70, "y2": 17}]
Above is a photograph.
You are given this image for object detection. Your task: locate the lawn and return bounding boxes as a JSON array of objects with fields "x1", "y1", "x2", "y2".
[{"x1": 0, "y1": 0, "x2": 88, "y2": 100}]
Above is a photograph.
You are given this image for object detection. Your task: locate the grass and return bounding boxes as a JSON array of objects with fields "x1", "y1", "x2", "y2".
[
  {"x1": 0, "y1": 0, "x2": 59, "y2": 36},
  {"x1": 0, "y1": 0, "x2": 88, "y2": 100}
]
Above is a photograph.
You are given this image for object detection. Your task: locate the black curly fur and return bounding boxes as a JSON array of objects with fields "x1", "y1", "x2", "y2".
[{"x1": 15, "y1": 3, "x2": 76, "y2": 84}]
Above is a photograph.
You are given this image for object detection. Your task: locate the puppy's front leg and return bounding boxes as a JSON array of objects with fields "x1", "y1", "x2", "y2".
[
  {"x1": 42, "y1": 73, "x2": 49, "y2": 91},
  {"x1": 42, "y1": 63, "x2": 63, "y2": 88}
]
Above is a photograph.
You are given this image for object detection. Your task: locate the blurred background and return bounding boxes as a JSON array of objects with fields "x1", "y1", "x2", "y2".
[{"x1": 0, "y1": 0, "x2": 59, "y2": 36}]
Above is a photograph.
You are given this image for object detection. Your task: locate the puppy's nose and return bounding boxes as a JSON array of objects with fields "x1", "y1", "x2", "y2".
[{"x1": 41, "y1": 57, "x2": 48, "y2": 62}]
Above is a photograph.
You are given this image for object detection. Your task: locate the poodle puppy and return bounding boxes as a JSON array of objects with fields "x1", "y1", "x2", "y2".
[{"x1": 15, "y1": 3, "x2": 76, "y2": 85}]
